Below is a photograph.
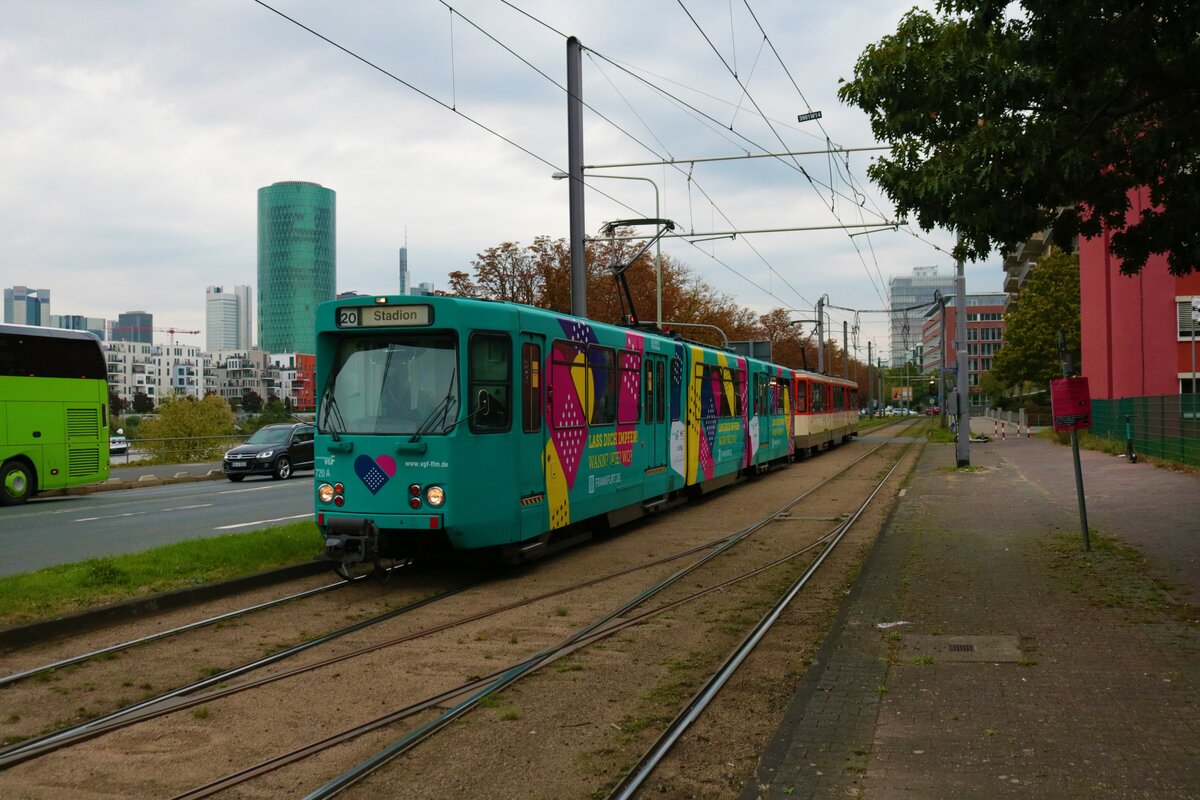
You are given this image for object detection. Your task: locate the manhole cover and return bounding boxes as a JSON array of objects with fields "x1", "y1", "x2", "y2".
[{"x1": 899, "y1": 634, "x2": 1022, "y2": 663}]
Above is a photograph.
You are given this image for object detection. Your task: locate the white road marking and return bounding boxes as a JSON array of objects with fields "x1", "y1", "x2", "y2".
[
  {"x1": 218, "y1": 484, "x2": 292, "y2": 495},
  {"x1": 75, "y1": 503, "x2": 213, "y2": 522},
  {"x1": 215, "y1": 513, "x2": 312, "y2": 530}
]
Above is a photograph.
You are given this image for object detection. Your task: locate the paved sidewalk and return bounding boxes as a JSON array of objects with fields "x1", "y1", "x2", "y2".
[{"x1": 746, "y1": 433, "x2": 1200, "y2": 799}]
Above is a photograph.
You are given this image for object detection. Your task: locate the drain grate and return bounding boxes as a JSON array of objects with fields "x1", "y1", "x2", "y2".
[
  {"x1": 948, "y1": 643, "x2": 975, "y2": 653},
  {"x1": 899, "y1": 634, "x2": 1022, "y2": 663}
]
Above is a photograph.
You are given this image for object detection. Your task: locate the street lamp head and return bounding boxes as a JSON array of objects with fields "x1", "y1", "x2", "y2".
[{"x1": 551, "y1": 171, "x2": 569, "y2": 180}]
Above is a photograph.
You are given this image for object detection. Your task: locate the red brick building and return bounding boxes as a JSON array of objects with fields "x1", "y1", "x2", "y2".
[{"x1": 922, "y1": 294, "x2": 1007, "y2": 408}]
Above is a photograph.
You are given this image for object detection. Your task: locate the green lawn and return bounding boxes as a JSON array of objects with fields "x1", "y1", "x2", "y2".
[{"x1": 0, "y1": 521, "x2": 323, "y2": 627}]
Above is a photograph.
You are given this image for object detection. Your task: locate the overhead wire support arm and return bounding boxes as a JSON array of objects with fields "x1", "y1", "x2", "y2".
[
  {"x1": 585, "y1": 220, "x2": 898, "y2": 242},
  {"x1": 582, "y1": 146, "x2": 889, "y2": 170}
]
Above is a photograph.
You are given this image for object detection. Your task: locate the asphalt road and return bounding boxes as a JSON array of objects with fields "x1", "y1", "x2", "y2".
[{"x1": 0, "y1": 471, "x2": 317, "y2": 577}]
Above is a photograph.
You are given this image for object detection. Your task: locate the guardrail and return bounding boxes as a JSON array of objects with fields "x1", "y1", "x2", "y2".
[{"x1": 109, "y1": 435, "x2": 246, "y2": 466}]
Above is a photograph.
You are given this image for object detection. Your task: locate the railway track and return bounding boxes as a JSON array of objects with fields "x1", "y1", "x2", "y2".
[{"x1": 0, "y1": 420, "x2": 921, "y2": 798}]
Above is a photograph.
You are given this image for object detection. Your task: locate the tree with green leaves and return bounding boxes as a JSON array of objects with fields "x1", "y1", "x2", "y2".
[
  {"x1": 241, "y1": 390, "x2": 263, "y2": 414},
  {"x1": 839, "y1": 1, "x2": 1200, "y2": 275},
  {"x1": 988, "y1": 250, "x2": 1081, "y2": 391},
  {"x1": 138, "y1": 395, "x2": 237, "y2": 463},
  {"x1": 131, "y1": 391, "x2": 154, "y2": 414}
]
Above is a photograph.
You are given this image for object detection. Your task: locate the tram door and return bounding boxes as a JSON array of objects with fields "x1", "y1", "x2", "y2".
[
  {"x1": 645, "y1": 354, "x2": 669, "y2": 468},
  {"x1": 518, "y1": 332, "x2": 548, "y2": 538}
]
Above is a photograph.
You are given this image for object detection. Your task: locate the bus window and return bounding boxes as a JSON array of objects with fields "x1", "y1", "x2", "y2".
[
  {"x1": 521, "y1": 342, "x2": 541, "y2": 433},
  {"x1": 469, "y1": 333, "x2": 511, "y2": 432}
]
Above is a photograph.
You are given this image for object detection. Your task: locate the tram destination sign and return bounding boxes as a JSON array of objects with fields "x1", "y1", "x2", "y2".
[{"x1": 336, "y1": 304, "x2": 433, "y2": 329}]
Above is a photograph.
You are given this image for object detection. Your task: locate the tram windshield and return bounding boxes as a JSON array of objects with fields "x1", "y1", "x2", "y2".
[{"x1": 320, "y1": 334, "x2": 459, "y2": 435}]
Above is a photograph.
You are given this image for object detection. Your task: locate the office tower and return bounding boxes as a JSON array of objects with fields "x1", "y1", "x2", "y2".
[
  {"x1": 888, "y1": 267, "x2": 954, "y2": 367},
  {"x1": 399, "y1": 247, "x2": 409, "y2": 296},
  {"x1": 3, "y1": 286, "x2": 50, "y2": 326},
  {"x1": 112, "y1": 311, "x2": 153, "y2": 343},
  {"x1": 206, "y1": 284, "x2": 253, "y2": 351},
  {"x1": 257, "y1": 181, "x2": 336, "y2": 354},
  {"x1": 49, "y1": 314, "x2": 107, "y2": 340}
]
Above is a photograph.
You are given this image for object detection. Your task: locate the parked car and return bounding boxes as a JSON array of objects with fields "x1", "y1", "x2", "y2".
[
  {"x1": 109, "y1": 430, "x2": 129, "y2": 455},
  {"x1": 222, "y1": 422, "x2": 315, "y2": 481}
]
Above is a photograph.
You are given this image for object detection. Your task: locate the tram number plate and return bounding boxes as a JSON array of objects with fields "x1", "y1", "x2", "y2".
[{"x1": 336, "y1": 305, "x2": 432, "y2": 329}]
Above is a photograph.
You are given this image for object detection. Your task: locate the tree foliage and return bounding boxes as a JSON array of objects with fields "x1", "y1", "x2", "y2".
[
  {"x1": 838, "y1": 0, "x2": 1200, "y2": 275},
  {"x1": 241, "y1": 390, "x2": 263, "y2": 414},
  {"x1": 989, "y1": 250, "x2": 1081, "y2": 389},
  {"x1": 139, "y1": 395, "x2": 237, "y2": 463},
  {"x1": 131, "y1": 392, "x2": 154, "y2": 413}
]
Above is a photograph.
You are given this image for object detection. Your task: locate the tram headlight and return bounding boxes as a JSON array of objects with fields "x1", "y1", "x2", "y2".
[
  {"x1": 425, "y1": 485, "x2": 445, "y2": 507},
  {"x1": 318, "y1": 483, "x2": 336, "y2": 503}
]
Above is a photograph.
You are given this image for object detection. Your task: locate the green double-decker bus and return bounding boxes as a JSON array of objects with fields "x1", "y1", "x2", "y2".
[{"x1": 0, "y1": 324, "x2": 110, "y2": 506}]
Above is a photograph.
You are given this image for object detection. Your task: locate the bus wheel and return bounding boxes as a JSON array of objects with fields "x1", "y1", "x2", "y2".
[{"x1": 1, "y1": 460, "x2": 33, "y2": 506}]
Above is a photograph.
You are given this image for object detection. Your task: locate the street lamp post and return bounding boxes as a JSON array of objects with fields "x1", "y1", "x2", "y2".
[{"x1": 553, "y1": 171, "x2": 663, "y2": 328}]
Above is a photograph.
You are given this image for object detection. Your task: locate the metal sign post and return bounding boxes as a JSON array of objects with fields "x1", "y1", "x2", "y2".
[{"x1": 1054, "y1": 331, "x2": 1091, "y2": 551}]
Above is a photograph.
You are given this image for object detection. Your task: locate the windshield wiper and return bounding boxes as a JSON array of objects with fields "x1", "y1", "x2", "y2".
[
  {"x1": 410, "y1": 366, "x2": 458, "y2": 443},
  {"x1": 320, "y1": 381, "x2": 347, "y2": 442}
]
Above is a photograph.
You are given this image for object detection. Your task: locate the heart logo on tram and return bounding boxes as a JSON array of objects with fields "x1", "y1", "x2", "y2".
[{"x1": 354, "y1": 454, "x2": 397, "y2": 494}]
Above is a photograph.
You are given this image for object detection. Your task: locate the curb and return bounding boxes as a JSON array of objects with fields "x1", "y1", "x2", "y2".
[
  {"x1": 0, "y1": 560, "x2": 331, "y2": 652},
  {"x1": 40, "y1": 470, "x2": 227, "y2": 498}
]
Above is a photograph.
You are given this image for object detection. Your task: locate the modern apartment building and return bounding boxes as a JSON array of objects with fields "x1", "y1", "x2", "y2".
[
  {"x1": 922, "y1": 293, "x2": 1006, "y2": 408},
  {"x1": 257, "y1": 181, "x2": 335, "y2": 354}
]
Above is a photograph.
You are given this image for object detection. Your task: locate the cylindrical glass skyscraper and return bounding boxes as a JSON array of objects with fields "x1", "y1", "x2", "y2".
[{"x1": 257, "y1": 181, "x2": 336, "y2": 354}]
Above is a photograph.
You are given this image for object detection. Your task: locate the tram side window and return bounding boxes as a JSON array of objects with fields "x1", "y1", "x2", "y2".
[
  {"x1": 589, "y1": 345, "x2": 617, "y2": 426},
  {"x1": 469, "y1": 333, "x2": 511, "y2": 433},
  {"x1": 834, "y1": 386, "x2": 844, "y2": 411},
  {"x1": 755, "y1": 374, "x2": 769, "y2": 416},
  {"x1": 644, "y1": 360, "x2": 654, "y2": 424},
  {"x1": 521, "y1": 342, "x2": 542, "y2": 433},
  {"x1": 796, "y1": 381, "x2": 808, "y2": 413},
  {"x1": 618, "y1": 349, "x2": 640, "y2": 425},
  {"x1": 656, "y1": 361, "x2": 666, "y2": 422},
  {"x1": 670, "y1": 357, "x2": 682, "y2": 421},
  {"x1": 811, "y1": 382, "x2": 826, "y2": 412}
]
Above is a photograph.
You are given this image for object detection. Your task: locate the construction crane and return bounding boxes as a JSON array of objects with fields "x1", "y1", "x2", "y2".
[{"x1": 110, "y1": 325, "x2": 201, "y2": 347}]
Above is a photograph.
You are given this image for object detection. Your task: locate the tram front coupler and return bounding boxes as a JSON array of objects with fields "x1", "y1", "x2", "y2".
[{"x1": 322, "y1": 517, "x2": 380, "y2": 567}]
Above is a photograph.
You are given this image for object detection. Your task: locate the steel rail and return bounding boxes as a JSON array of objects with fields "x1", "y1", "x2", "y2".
[
  {"x1": 609, "y1": 437, "x2": 917, "y2": 798},
  {"x1": 0, "y1": 566, "x2": 400, "y2": 689},
  {"x1": 299, "y1": 427, "x2": 917, "y2": 799},
  {"x1": 0, "y1": 578, "x2": 483, "y2": 768}
]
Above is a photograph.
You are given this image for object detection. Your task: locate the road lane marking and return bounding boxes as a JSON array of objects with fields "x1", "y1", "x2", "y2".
[
  {"x1": 215, "y1": 513, "x2": 312, "y2": 530},
  {"x1": 75, "y1": 503, "x2": 213, "y2": 522},
  {"x1": 218, "y1": 485, "x2": 295, "y2": 495}
]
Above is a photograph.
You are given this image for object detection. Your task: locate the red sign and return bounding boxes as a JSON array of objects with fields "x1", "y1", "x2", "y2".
[{"x1": 1051, "y1": 377, "x2": 1092, "y2": 431}]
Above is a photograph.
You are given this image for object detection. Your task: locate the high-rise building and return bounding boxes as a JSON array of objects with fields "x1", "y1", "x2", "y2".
[
  {"x1": 399, "y1": 247, "x2": 409, "y2": 295},
  {"x1": 888, "y1": 267, "x2": 954, "y2": 367},
  {"x1": 49, "y1": 314, "x2": 107, "y2": 340},
  {"x1": 206, "y1": 285, "x2": 253, "y2": 352},
  {"x1": 257, "y1": 181, "x2": 336, "y2": 354},
  {"x1": 112, "y1": 311, "x2": 153, "y2": 343},
  {"x1": 4, "y1": 286, "x2": 50, "y2": 326}
]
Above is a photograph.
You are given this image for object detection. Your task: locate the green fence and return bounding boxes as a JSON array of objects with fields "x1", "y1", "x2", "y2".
[{"x1": 1091, "y1": 395, "x2": 1200, "y2": 467}]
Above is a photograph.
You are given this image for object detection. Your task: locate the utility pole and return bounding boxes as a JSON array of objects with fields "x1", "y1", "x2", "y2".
[
  {"x1": 867, "y1": 341, "x2": 873, "y2": 413},
  {"x1": 954, "y1": 243, "x2": 971, "y2": 466},
  {"x1": 816, "y1": 296, "x2": 825, "y2": 374},
  {"x1": 566, "y1": 36, "x2": 586, "y2": 318},
  {"x1": 939, "y1": 295, "x2": 948, "y2": 428}
]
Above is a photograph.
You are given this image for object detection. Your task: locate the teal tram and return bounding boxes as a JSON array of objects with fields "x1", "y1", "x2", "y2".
[{"x1": 314, "y1": 295, "x2": 858, "y2": 568}]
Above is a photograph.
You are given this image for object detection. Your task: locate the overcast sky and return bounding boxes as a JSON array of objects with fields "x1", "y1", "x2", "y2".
[{"x1": 1, "y1": 0, "x2": 1002, "y2": 356}]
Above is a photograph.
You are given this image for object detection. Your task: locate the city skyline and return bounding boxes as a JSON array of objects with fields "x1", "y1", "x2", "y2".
[{"x1": 2, "y1": 1, "x2": 1002, "y2": 354}]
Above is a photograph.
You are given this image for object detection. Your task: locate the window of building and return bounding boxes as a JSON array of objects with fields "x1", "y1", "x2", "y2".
[{"x1": 1178, "y1": 298, "x2": 1200, "y2": 340}]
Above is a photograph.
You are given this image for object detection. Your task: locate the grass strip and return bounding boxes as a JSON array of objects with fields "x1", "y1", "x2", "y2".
[{"x1": 0, "y1": 521, "x2": 322, "y2": 627}]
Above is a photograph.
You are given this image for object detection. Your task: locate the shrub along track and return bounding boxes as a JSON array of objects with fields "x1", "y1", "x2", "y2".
[{"x1": 0, "y1": 421, "x2": 921, "y2": 798}]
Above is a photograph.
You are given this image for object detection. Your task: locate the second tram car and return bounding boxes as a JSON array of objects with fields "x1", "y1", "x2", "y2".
[{"x1": 313, "y1": 295, "x2": 857, "y2": 567}]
